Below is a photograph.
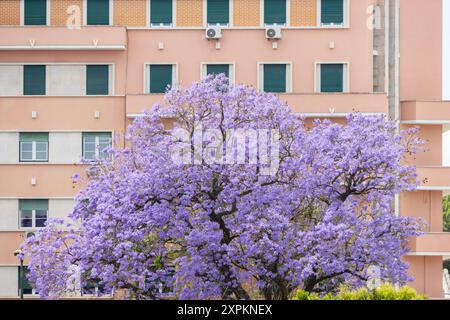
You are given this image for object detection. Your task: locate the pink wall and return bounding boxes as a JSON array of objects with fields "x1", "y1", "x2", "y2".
[
  {"x1": 0, "y1": 164, "x2": 86, "y2": 198},
  {"x1": 0, "y1": 97, "x2": 125, "y2": 131},
  {"x1": 400, "y1": 0, "x2": 443, "y2": 101},
  {"x1": 405, "y1": 256, "x2": 444, "y2": 298},
  {"x1": 402, "y1": 124, "x2": 442, "y2": 166},
  {"x1": 401, "y1": 191, "x2": 443, "y2": 232},
  {"x1": 126, "y1": 26, "x2": 374, "y2": 94}
]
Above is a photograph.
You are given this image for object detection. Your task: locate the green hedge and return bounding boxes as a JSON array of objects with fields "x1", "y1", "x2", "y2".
[{"x1": 293, "y1": 283, "x2": 427, "y2": 300}]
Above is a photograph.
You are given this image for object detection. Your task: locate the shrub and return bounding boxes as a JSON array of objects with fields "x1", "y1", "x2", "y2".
[{"x1": 293, "y1": 283, "x2": 427, "y2": 300}]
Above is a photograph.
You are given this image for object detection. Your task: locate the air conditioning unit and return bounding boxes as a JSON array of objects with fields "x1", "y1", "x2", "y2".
[
  {"x1": 265, "y1": 26, "x2": 282, "y2": 39},
  {"x1": 205, "y1": 26, "x2": 222, "y2": 39}
]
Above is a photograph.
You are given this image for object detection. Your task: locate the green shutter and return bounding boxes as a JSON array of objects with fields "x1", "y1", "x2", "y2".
[
  {"x1": 23, "y1": 65, "x2": 46, "y2": 96},
  {"x1": 86, "y1": 65, "x2": 109, "y2": 95},
  {"x1": 206, "y1": 64, "x2": 229, "y2": 78},
  {"x1": 83, "y1": 132, "x2": 111, "y2": 139},
  {"x1": 264, "y1": 64, "x2": 286, "y2": 93},
  {"x1": 320, "y1": 64, "x2": 344, "y2": 92},
  {"x1": 19, "y1": 199, "x2": 48, "y2": 211},
  {"x1": 321, "y1": 0, "x2": 344, "y2": 24},
  {"x1": 264, "y1": 0, "x2": 286, "y2": 25},
  {"x1": 87, "y1": 0, "x2": 110, "y2": 25},
  {"x1": 24, "y1": 0, "x2": 47, "y2": 25},
  {"x1": 151, "y1": 0, "x2": 173, "y2": 25},
  {"x1": 19, "y1": 132, "x2": 49, "y2": 142},
  {"x1": 150, "y1": 65, "x2": 172, "y2": 93},
  {"x1": 207, "y1": 0, "x2": 229, "y2": 25},
  {"x1": 18, "y1": 267, "x2": 33, "y2": 295}
]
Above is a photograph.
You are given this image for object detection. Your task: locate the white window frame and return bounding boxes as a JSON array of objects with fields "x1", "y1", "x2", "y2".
[
  {"x1": 261, "y1": 0, "x2": 289, "y2": 27},
  {"x1": 200, "y1": 62, "x2": 236, "y2": 85},
  {"x1": 82, "y1": 134, "x2": 112, "y2": 161},
  {"x1": 316, "y1": 0, "x2": 350, "y2": 28},
  {"x1": 19, "y1": 208, "x2": 48, "y2": 229},
  {"x1": 204, "y1": 0, "x2": 233, "y2": 27},
  {"x1": 144, "y1": 63, "x2": 179, "y2": 94},
  {"x1": 83, "y1": 0, "x2": 113, "y2": 26},
  {"x1": 20, "y1": 0, "x2": 51, "y2": 26},
  {"x1": 147, "y1": 0, "x2": 177, "y2": 28},
  {"x1": 257, "y1": 62, "x2": 293, "y2": 93},
  {"x1": 19, "y1": 140, "x2": 48, "y2": 162},
  {"x1": 314, "y1": 62, "x2": 350, "y2": 93}
]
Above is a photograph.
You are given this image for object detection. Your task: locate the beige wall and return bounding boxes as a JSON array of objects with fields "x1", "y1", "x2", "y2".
[
  {"x1": 176, "y1": 0, "x2": 203, "y2": 27},
  {"x1": 233, "y1": 0, "x2": 260, "y2": 27},
  {"x1": 114, "y1": 0, "x2": 147, "y2": 27},
  {"x1": 0, "y1": 133, "x2": 19, "y2": 164},
  {"x1": 51, "y1": 0, "x2": 84, "y2": 27},
  {"x1": 0, "y1": 0, "x2": 20, "y2": 26},
  {"x1": 0, "y1": 267, "x2": 18, "y2": 297},
  {"x1": 0, "y1": 200, "x2": 19, "y2": 230},
  {"x1": 291, "y1": 0, "x2": 317, "y2": 27}
]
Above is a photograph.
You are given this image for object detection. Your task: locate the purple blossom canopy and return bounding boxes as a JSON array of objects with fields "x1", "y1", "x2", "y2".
[{"x1": 22, "y1": 75, "x2": 424, "y2": 300}]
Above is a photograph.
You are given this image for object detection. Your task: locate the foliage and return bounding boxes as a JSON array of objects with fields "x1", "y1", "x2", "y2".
[
  {"x1": 22, "y1": 75, "x2": 424, "y2": 300},
  {"x1": 293, "y1": 283, "x2": 427, "y2": 300},
  {"x1": 442, "y1": 195, "x2": 450, "y2": 232}
]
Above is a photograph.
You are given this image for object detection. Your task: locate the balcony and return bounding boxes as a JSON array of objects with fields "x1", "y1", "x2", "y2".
[
  {"x1": 126, "y1": 93, "x2": 388, "y2": 118},
  {"x1": 417, "y1": 167, "x2": 450, "y2": 190},
  {"x1": 0, "y1": 164, "x2": 87, "y2": 198},
  {"x1": 0, "y1": 26, "x2": 126, "y2": 50},
  {"x1": 0, "y1": 96, "x2": 125, "y2": 131},
  {"x1": 409, "y1": 233, "x2": 450, "y2": 255},
  {"x1": 402, "y1": 101, "x2": 450, "y2": 124}
]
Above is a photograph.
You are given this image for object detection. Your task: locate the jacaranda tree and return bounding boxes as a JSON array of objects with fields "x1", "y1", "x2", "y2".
[{"x1": 22, "y1": 75, "x2": 424, "y2": 300}]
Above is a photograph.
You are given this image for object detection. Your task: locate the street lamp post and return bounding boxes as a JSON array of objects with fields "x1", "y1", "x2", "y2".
[{"x1": 13, "y1": 250, "x2": 24, "y2": 300}]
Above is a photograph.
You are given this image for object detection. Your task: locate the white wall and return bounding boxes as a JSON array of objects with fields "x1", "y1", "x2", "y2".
[
  {"x1": 0, "y1": 267, "x2": 18, "y2": 297},
  {"x1": 47, "y1": 65, "x2": 86, "y2": 96},
  {"x1": 49, "y1": 199, "x2": 75, "y2": 221},
  {"x1": 0, "y1": 65, "x2": 22, "y2": 96},
  {"x1": 443, "y1": 125, "x2": 450, "y2": 166},
  {"x1": 444, "y1": 0, "x2": 450, "y2": 100},
  {"x1": 0, "y1": 132, "x2": 19, "y2": 163},
  {"x1": 49, "y1": 132, "x2": 82, "y2": 163},
  {"x1": 0, "y1": 200, "x2": 18, "y2": 230}
]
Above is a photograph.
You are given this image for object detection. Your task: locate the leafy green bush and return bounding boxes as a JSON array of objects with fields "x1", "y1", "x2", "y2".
[
  {"x1": 293, "y1": 283, "x2": 427, "y2": 300},
  {"x1": 442, "y1": 195, "x2": 450, "y2": 232}
]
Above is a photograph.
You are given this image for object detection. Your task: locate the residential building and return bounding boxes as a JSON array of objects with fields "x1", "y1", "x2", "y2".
[{"x1": 0, "y1": 0, "x2": 447, "y2": 298}]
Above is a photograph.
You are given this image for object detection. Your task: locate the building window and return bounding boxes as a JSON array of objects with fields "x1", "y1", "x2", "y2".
[
  {"x1": 19, "y1": 199, "x2": 48, "y2": 229},
  {"x1": 19, "y1": 133, "x2": 49, "y2": 162},
  {"x1": 207, "y1": 0, "x2": 229, "y2": 26},
  {"x1": 23, "y1": 65, "x2": 46, "y2": 96},
  {"x1": 86, "y1": 65, "x2": 109, "y2": 95},
  {"x1": 83, "y1": 132, "x2": 112, "y2": 161},
  {"x1": 147, "y1": 64, "x2": 174, "y2": 93},
  {"x1": 206, "y1": 64, "x2": 230, "y2": 78},
  {"x1": 264, "y1": 0, "x2": 286, "y2": 25},
  {"x1": 150, "y1": 0, "x2": 173, "y2": 26},
  {"x1": 18, "y1": 267, "x2": 35, "y2": 295},
  {"x1": 261, "y1": 64, "x2": 289, "y2": 93},
  {"x1": 321, "y1": 0, "x2": 344, "y2": 25},
  {"x1": 317, "y1": 63, "x2": 347, "y2": 93},
  {"x1": 87, "y1": 0, "x2": 110, "y2": 25},
  {"x1": 24, "y1": 0, "x2": 47, "y2": 25}
]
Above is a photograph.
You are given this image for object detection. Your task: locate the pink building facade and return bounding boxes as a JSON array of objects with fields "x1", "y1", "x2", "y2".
[{"x1": 0, "y1": 0, "x2": 448, "y2": 298}]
